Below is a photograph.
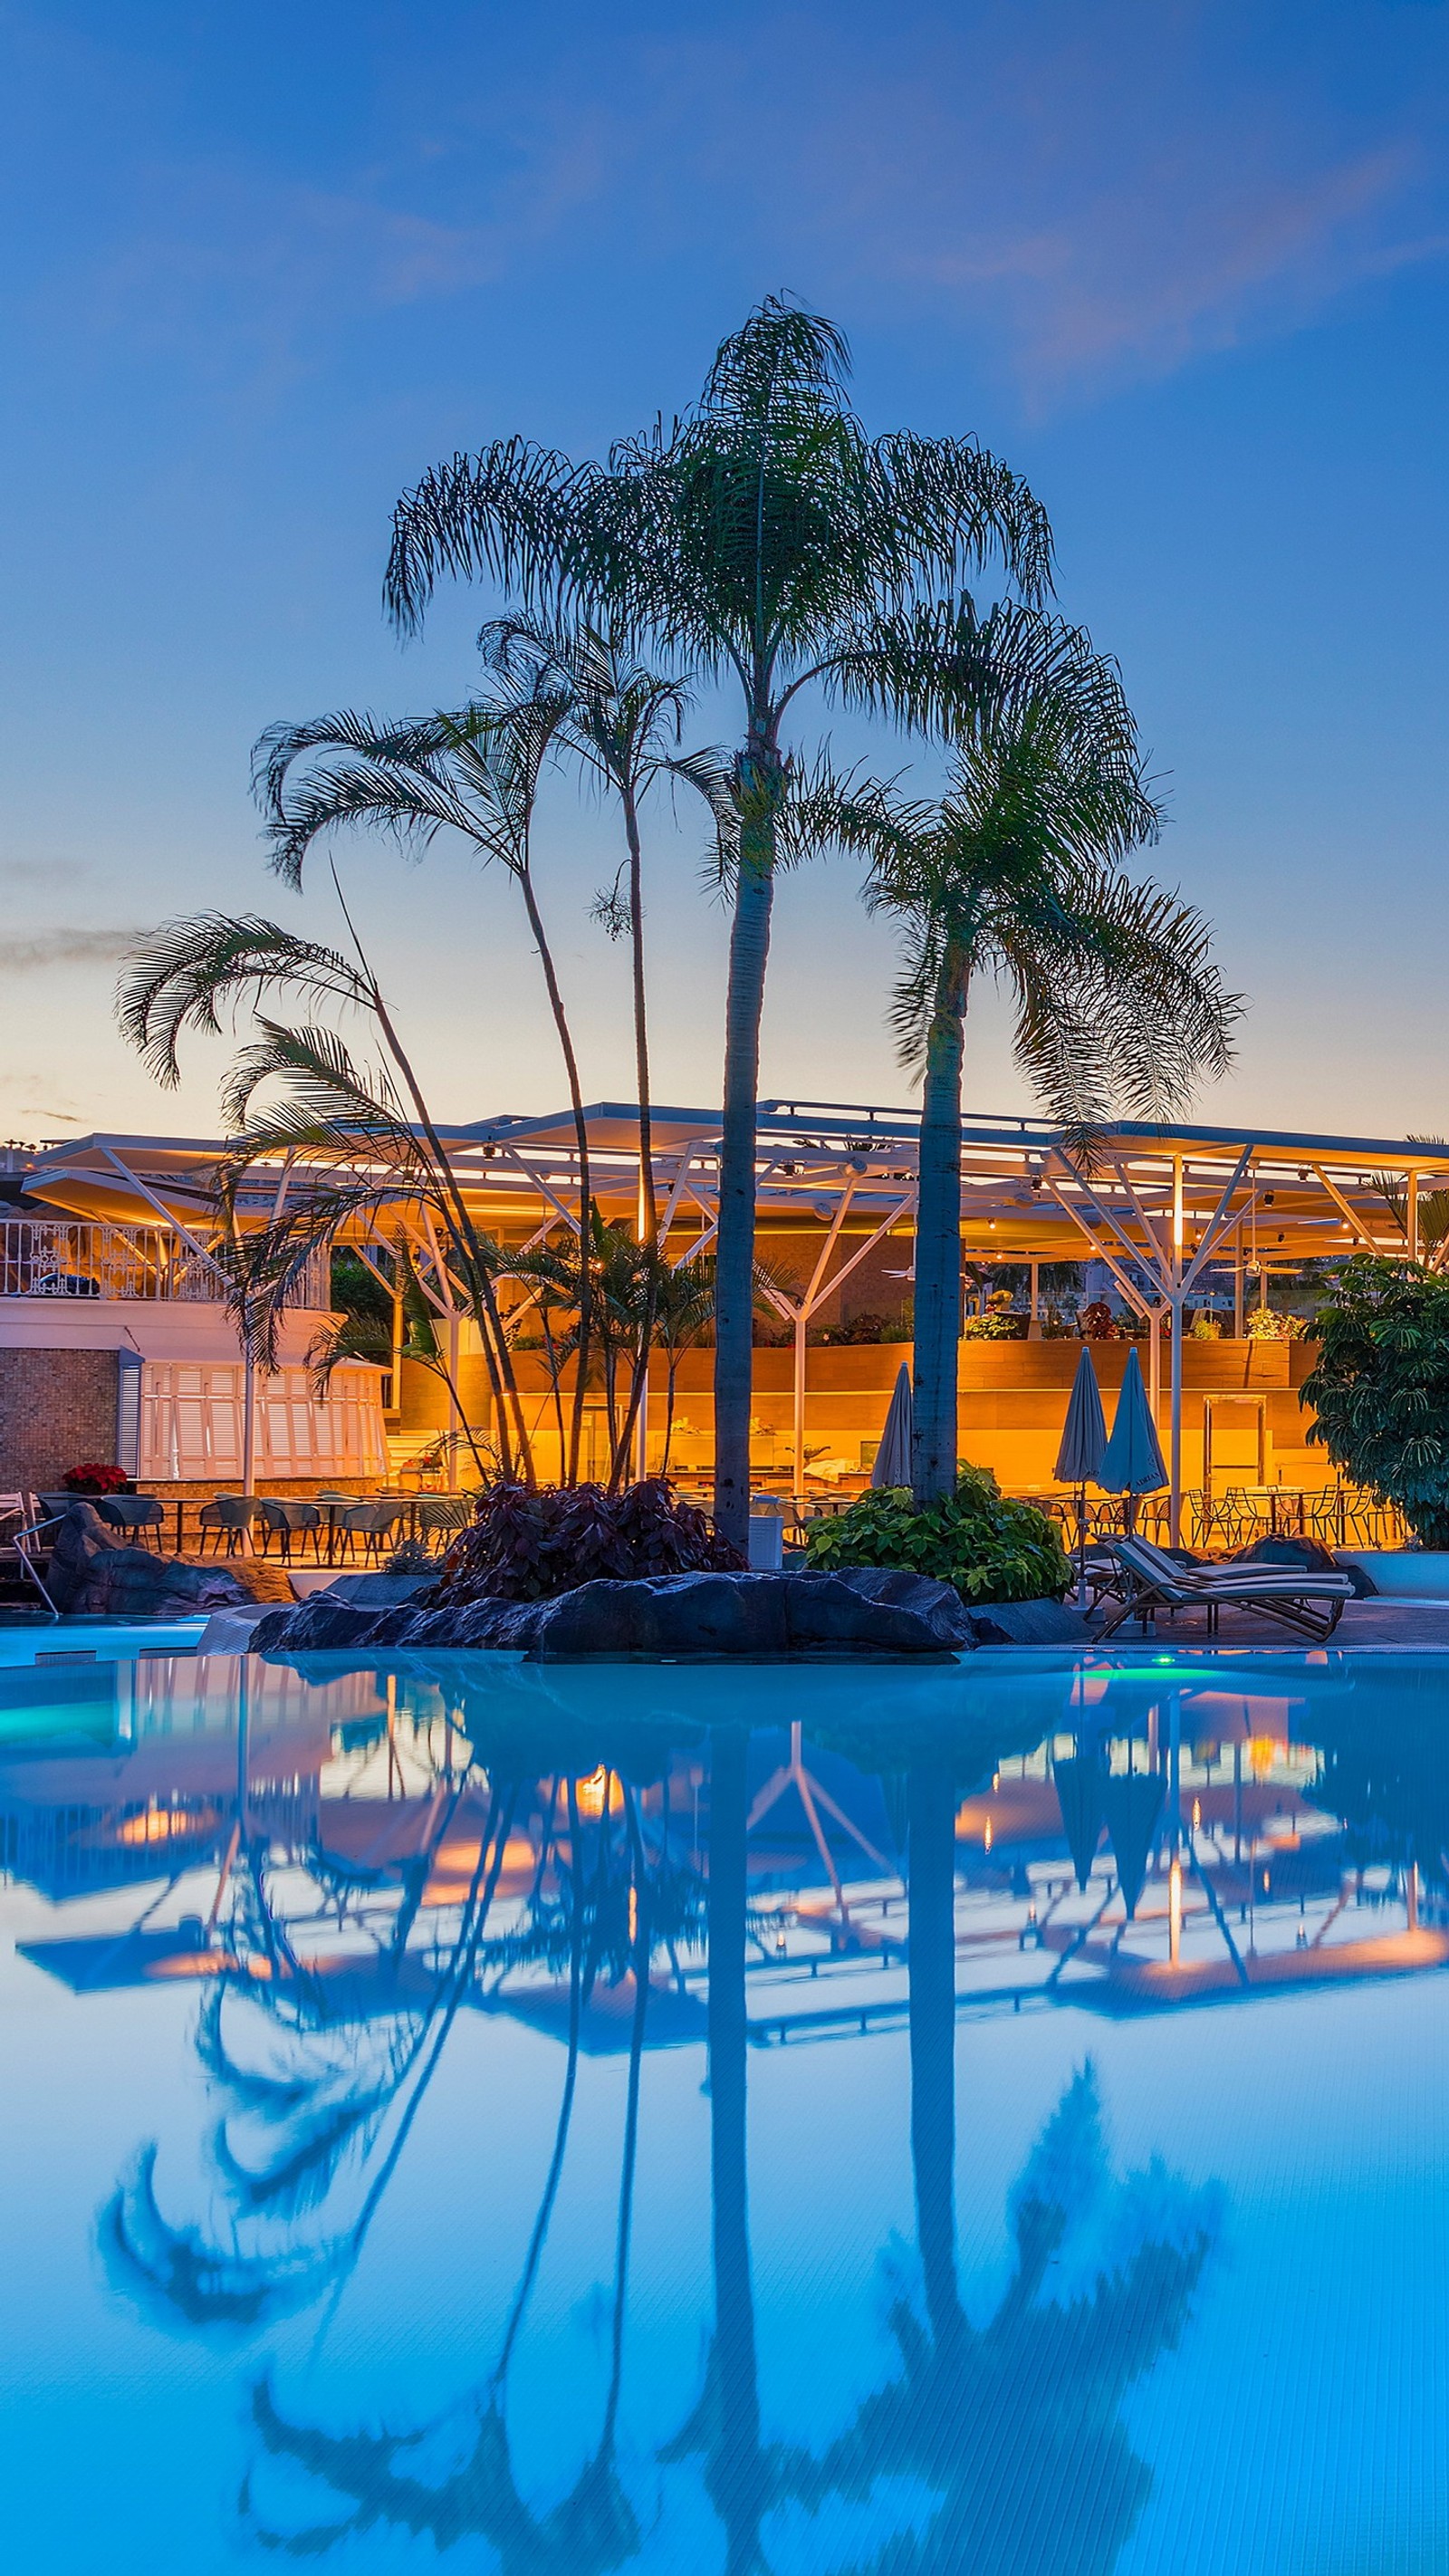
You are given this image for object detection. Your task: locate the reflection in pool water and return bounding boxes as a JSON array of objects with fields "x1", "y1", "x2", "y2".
[{"x1": 3, "y1": 1647, "x2": 1449, "y2": 2571}]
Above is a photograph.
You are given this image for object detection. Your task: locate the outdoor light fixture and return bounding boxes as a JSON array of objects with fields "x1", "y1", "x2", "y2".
[{"x1": 1168, "y1": 1857, "x2": 1183, "y2": 1965}]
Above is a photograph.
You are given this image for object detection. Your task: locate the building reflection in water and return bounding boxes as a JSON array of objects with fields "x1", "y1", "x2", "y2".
[{"x1": 6, "y1": 1646, "x2": 1444, "y2": 2569}]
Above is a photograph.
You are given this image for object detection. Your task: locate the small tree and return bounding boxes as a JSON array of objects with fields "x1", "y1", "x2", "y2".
[{"x1": 1301, "y1": 1256, "x2": 1449, "y2": 1545}]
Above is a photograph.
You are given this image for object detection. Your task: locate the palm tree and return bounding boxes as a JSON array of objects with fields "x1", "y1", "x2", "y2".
[
  {"x1": 651, "y1": 1252, "x2": 719, "y2": 1475},
  {"x1": 383, "y1": 296, "x2": 1053, "y2": 1549},
  {"x1": 253, "y1": 678, "x2": 603, "y2": 1478},
  {"x1": 479, "y1": 620, "x2": 733, "y2": 1477},
  {"x1": 828, "y1": 665, "x2": 1238, "y2": 1500},
  {"x1": 117, "y1": 911, "x2": 533, "y2": 1479}
]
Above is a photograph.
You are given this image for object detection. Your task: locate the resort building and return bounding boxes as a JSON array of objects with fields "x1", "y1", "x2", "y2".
[{"x1": 1, "y1": 1104, "x2": 1442, "y2": 1531}]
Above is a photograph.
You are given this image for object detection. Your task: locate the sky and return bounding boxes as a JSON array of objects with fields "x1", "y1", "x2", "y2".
[{"x1": 3, "y1": 0, "x2": 1449, "y2": 1146}]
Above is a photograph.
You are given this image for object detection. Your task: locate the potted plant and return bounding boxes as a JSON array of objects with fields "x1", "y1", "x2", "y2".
[{"x1": 62, "y1": 1462, "x2": 132, "y2": 1495}]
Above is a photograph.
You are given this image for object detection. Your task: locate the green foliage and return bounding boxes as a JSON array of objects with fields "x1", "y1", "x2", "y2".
[
  {"x1": 962, "y1": 1293, "x2": 1023, "y2": 1341},
  {"x1": 1300, "y1": 1257, "x2": 1449, "y2": 1545},
  {"x1": 801, "y1": 1466, "x2": 1071, "y2": 1601},
  {"x1": 1247, "y1": 1304, "x2": 1305, "y2": 1341}
]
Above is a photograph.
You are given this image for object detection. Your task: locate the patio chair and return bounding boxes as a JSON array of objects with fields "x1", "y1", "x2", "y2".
[
  {"x1": 417, "y1": 1495, "x2": 474, "y2": 1551},
  {"x1": 1098, "y1": 1533, "x2": 1355, "y2": 1644},
  {"x1": 92, "y1": 1494, "x2": 166, "y2": 1550},
  {"x1": 337, "y1": 1498, "x2": 407, "y2": 1562},
  {"x1": 259, "y1": 1497, "x2": 322, "y2": 1563},
  {"x1": 197, "y1": 1495, "x2": 260, "y2": 1556}
]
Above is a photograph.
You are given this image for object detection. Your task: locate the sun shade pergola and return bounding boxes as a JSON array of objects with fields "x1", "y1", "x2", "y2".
[{"x1": 16, "y1": 1104, "x2": 1445, "y2": 1530}]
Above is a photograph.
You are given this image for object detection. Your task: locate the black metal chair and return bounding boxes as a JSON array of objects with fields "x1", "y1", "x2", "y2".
[
  {"x1": 197, "y1": 1495, "x2": 260, "y2": 1556},
  {"x1": 259, "y1": 1497, "x2": 322, "y2": 1562},
  {"x1": 338, "y1": 1498, "x2": 407, "y2": 1562},
  {"x1": 94, "y1": 1495, "x2": 166, "y2": 1552},
  {"x1": 417, "y1": 1495, "x2": 473, "y2": 1552}
]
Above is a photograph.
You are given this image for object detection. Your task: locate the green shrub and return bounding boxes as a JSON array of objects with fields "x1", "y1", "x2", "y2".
[
  {"x1": 1301, "y1": 1257, "x2": 1449, "y2": 1545},
  {"x1": 801, "y1": 1467, "x2": 1071, "y2": 1601}
]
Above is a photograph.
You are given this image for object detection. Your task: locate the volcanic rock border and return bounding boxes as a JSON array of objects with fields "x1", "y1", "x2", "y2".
[{"x1": 249, "y1": 1567, "x2": 1089, "y2": 1661}]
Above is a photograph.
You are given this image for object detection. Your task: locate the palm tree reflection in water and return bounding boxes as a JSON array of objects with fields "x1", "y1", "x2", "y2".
[
  {"x1": 245, "y1": 1759, "x2": 670, "y2": 2569},
  {"x1": 101, "y1": 1716, "x2": 1221, "y2": 2574},
  {"x1": 769, "y1": 1752, "x2": 1224, "y2": 2576}
]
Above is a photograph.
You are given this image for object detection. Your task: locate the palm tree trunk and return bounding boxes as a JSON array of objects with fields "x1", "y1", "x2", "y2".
[
  {"x1": 611, "y1": 778, "x2": 660, "y2": 1489},
  {"x1": 662, "y1": 1354, "x2": 679, "y2": 1477},
  {"x1": 912, "y1": 960, "x2": 967, "y2": 1504},
  {"x1": 601, "y1": 1784, "x2": 651, "y2": 2452},
  {"x1": 624, "y1": 780, "x2": 657, "y2": 1247},
  {"x1": 907, "y1": 1756, "x2": 965, "y2": 2356},
  {"x1": 714, "y1": 747, "x2": 779, "y2": 1552},
  {"x1": 706, "y1": 1725, "x2": 765, "y2": 2572},
  {"x1": 515, "y1": 865, "x2": 593, "y2": 1485},
  {"x1": 370, "y1": 991, "x2": 531, "y2": 1477}
]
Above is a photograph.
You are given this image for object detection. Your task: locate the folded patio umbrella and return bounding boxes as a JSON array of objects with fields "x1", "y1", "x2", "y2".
[
  {"x1": 1055, "y1": 1345, "x2": 1108, "y2": 1601},
  {"x1": 1099, "y1": 1347, "x2": 1167, "y2": 1532},
  {"x1": 1054, "y1": 1749, "x2": 1107, "y2": 1891},
  {"x1": 1055, "y1": 1345, "x2": 1108, "y2": 1485},
  {"x1": 1101, "y1": 1763, "x2": 1166, "y2": 1920},
  {"x1": 870, "y1": 1363, "x2": 913, "y2": 1489}
]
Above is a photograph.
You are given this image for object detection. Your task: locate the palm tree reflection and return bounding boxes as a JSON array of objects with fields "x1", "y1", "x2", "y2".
[
  {"x1": 772, "y1": 1754, "x2": 1223, "y2": 2576},
  {"x1": 101, "y1": 1775, "x2": 521, "y2": 2332},
  {"x1": 242, "y1": 1762, "x2": 667, "y2": 2571},
  {"x1": 98, "y1": 1712, "x2": 1221, "y2": 2574}
]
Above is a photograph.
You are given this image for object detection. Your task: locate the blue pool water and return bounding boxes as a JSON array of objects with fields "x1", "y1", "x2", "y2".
[
  {"x1": 3, "y1": 1643, "x2": 1448, "y2": 2573},
  {"x1": 0, "y1": 1616, "x2": 206, "y2": 1664}
]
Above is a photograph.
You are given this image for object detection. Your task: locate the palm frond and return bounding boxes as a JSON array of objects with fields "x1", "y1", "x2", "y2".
[{"x1": 117, "y1": 917, "x2": 379, "y2": 1089}]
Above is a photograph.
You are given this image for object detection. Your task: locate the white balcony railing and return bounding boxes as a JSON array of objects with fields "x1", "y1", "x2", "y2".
[{"x1": 0, "y1": 1219, "x2": 329, "y2": 1308}]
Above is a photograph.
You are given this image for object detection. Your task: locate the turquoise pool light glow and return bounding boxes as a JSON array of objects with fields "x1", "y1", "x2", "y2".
[{"x1": 2, "y1": 1647, "x2": 1447, "y2": 2573}]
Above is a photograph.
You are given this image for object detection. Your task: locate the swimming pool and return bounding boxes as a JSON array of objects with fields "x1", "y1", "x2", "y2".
[
  {"x1": 0, "y1": 1616, "x2": 206, "y2": 1665},
  {"x1": 3, "y1": 1645, "x2": 1447, "y2": 2573}
]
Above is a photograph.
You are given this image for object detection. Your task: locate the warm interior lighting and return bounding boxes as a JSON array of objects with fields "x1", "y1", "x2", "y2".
[
  {"x1": 576, "y1": 1765, "x2": 613, "y2": 1817},
  {"x1": 1168, "y1": 1857, "x2": 1183, "y2": 1964},
  {"x1": 115, "y1": 1806, "x2": 196, "y2": 1847}
]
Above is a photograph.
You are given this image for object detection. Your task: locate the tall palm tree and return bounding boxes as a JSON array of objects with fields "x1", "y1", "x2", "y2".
[
  {"x1": 253, "y1": 678, "x2": 604, "y2": 1478},
  {"x1": 383, "y1": 296, "x2": 1053, "y2": 1549},
  {"x1": 829, "y1": 665, "x2": 1238, "y2": 1500},
  {"x1": 480, "y1": 619, "x2": 723, "y2": 1478}
]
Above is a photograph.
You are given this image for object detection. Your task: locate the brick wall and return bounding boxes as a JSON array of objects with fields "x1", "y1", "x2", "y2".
[{"x1": 0, "y1": 1348, "x2": 120, "y2": 1495}]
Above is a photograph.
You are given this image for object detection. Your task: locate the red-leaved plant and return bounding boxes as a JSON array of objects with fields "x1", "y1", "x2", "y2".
[
  {"x1": 427, "y1": 1479, "x2": 744, "y2": 1604},
  {"x1": 62, "y1": 1463, "x2": 130, "y2": 1495}
]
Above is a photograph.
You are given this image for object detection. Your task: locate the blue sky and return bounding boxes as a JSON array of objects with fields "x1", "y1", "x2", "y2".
[{"x1": 4, "y1": 0, "x2": 1449, "y2": 1141}]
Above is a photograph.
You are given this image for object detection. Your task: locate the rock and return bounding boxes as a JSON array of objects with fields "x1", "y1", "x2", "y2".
[
  {"x1": 253, "y1": 1566, "x2": 973, "y2": 1662},
  {"x1": 814, "y1": 1565, "x2": 978, "y2": 1646},
  {"x1": 249, "y1": 1599, "x2": 394, "y2": 1654},
  {"x1": 45, "y1": 1504, "x2": 250, "y2": 1620},
  {"x1": 959, "y1": 1596, "x2": 1094, "y2": 1646}
]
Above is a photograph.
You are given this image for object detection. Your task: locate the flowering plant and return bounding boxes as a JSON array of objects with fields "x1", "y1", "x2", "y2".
[
  {"x1": 1247, "y1": 1308, "x2": 1306, "y2": 1341},
  {"x1": 62, "y1": 1462, "x2": 130, "y2": 1495}
]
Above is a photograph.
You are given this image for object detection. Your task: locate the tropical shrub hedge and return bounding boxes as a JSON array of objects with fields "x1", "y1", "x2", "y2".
[
  {"x1": 801, "y1": 1466, "x2": 1071, "y2": 1601},
  {"x1": 1300, "y1": 1257, "x2": 1449, "y2": 1546}
]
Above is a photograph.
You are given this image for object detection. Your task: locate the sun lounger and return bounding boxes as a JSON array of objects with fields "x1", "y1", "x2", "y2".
[{"x1": 1098, "y1": 1533, "x2": 1355, "y2": 1643}]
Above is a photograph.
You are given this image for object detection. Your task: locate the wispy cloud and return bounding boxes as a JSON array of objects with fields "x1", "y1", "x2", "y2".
[
  {"x1": 739, "y1": 5, "x2": 1449, "y2": 402},
  {"x1": 0, "y1": 1072, "x2": 80, "y2": 1130},
  {"x1": 0, "y1": 927, "x2": 141, "y2": 972},
  {"x1": 15, "y1": 0, "x2": 1449, "y2": 415}
]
